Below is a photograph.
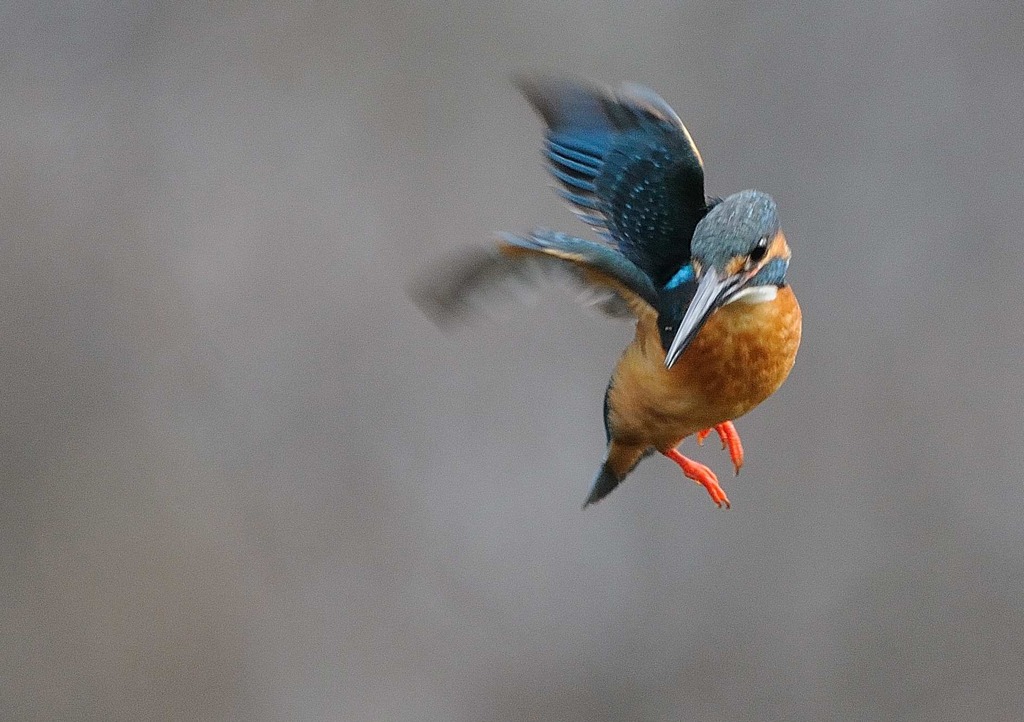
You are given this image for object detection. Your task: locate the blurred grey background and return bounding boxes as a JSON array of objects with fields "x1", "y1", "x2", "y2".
[{"x1": 2, "y1": 1, "x2": 1023, "y2": 720}]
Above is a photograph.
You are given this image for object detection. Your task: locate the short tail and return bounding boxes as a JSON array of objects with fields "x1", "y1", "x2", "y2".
[
  {"x1": 583, "y1": 444, "x2": 650, "y2": 508},
  {"x1": 583, "y1": 461, "x2": 623, "y2": 508}
]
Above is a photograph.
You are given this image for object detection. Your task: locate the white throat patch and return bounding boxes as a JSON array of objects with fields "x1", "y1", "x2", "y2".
[{"x1": 725, "y1": 285, "x2": 778, "y2": 305}]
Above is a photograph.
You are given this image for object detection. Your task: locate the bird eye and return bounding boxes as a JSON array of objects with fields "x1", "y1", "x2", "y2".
[{"x1": 748, "y1": 236, "x2": 769, "y2": 265}]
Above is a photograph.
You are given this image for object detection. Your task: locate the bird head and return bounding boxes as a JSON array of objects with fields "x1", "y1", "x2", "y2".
[{"x1": 664, "y1": 190, "x2": 791, "y2": 368}]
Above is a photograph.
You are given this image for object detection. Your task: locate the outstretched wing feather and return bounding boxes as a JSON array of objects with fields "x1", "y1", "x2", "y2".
[
  {"x1": 410, "y1": 230, "x2": 659, "y2": 327},
  {"x1": 517, "y1": 76, "x2": 709, "y2": 286}
]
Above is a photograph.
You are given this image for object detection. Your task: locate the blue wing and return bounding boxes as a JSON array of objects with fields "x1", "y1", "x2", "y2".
[
  {"x1": 410, "y1": 230, "x2": 659, "y2": 327},
  {"x1": 517, "y1": 76, "x2": 709, "y2": 288}
]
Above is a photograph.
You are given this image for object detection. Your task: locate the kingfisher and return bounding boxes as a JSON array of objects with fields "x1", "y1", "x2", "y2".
[{"x1": 414, "y1": 77, "x2": 802, "y2": 508}]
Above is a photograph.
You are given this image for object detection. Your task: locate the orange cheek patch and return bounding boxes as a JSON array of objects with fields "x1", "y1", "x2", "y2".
[
  {"x1": 769, "y1": 231, "x2": 791, "y2": 261},
  {"x1": 725, "y1": 256, "x2": 747, "y2": 277}
]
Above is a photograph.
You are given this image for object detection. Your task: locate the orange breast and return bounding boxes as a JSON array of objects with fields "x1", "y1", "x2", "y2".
[{"x1": 606, "y1": 286, "x2": 801, "y2": 450}]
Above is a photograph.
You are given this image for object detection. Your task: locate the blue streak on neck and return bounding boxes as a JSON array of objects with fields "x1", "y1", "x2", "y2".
[{"x1": 663, "y1": 264, "x2": 694, "y2": 290}]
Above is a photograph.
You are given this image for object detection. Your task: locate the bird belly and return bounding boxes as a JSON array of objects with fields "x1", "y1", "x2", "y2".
[{"x1": 606, "y1": 286, "x2": 801, "y2": 450}]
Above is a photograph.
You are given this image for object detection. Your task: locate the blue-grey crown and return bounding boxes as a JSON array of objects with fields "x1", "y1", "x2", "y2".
[{"x1": 692, "y1": 190, "x2": 779, "y2": 269}]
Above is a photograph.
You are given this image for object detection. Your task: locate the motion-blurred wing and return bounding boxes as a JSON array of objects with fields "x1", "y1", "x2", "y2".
[
  {"x1": 411, "y1": 229, "x2": 659, "y2": 327},
  {"x1": 518, "y1": 76, "x2": 709, "y2": 287}
]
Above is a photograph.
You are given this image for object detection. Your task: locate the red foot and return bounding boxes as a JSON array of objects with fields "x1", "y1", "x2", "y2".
[
  {"x1": 663, "y1": 448, "x2": 731, "y2": 509},
  {"x1": 695, "y1": 422, "x2": 744, "y2": 475},
  {"x1": 714, "y1": 421, "x2": 744, "y2": 476}
]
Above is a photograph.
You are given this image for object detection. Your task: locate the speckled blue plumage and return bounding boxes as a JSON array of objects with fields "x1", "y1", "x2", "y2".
[
  {"x1": 515, "y1": 78, "x2": 790, "y2": 356},
  {"x1": 520, "y1": 77, "x2": 708, "y2": 289}
]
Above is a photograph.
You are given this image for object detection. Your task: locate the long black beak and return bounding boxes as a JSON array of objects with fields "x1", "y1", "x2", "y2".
[{"x1": 664, "y1": 267, "x2": 745, "y2": 369}]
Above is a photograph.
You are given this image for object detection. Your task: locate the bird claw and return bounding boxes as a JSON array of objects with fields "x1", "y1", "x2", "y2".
[
  {"x1": 695, "y1": 422, "x2": 744, "y2": 475},
  {"x1": 663, "y1": 448, "x2": 731, "y2": 509},
  {"x1": 714, "y1": 421, "x2": 744, "y2": 475}
]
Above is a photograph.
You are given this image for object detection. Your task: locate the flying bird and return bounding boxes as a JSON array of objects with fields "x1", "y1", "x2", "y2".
[{"x1": 413, "y1": 77, "x2": 801, "y2": 508}]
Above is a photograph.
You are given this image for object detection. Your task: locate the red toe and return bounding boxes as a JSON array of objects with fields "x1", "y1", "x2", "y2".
[
  {"x1": 663, "y1": 448, "x2": 731, "y2": 509},
  {"x1": 714, "y1": 421, "x2": 744, "y2": 475}
]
